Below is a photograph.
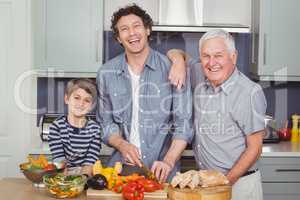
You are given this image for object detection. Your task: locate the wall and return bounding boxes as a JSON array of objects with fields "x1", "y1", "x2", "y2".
[
  {"x1": 103, "y1": 0, "x2": 251, "y2": 30},
  {"x1": 0, "y1": 0, "x2": 36, "y2": 178}
]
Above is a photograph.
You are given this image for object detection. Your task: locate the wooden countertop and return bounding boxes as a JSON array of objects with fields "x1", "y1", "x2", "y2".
[{"x1": 0, "y1": 178, "x2": 93, "y2": 200}]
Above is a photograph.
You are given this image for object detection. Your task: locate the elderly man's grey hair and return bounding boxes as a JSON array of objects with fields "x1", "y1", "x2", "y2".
[{"x1": 199, "y1": 29, "x2": 236, "y2": 55}]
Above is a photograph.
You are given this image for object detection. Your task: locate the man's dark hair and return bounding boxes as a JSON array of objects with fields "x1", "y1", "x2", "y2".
[{"x1": 111, "y1": 4, "x2": 153, "y2": 40}]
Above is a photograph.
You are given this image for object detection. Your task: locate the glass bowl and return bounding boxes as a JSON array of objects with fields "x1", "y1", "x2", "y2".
[
  {"x1": 43, "y1": 173, "x2": 87, "y2": 198},
  {"x1": 20, "y1": 162, "x2": 65, "y2": 187}
]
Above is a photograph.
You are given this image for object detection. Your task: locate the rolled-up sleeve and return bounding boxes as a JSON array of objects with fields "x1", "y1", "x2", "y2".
[
  {"x1": 96, "y1": 69, "x2": 121, "y2": 145},
  {"x1": 171, "y1": 70, "x2": 193, "y2": 143}
]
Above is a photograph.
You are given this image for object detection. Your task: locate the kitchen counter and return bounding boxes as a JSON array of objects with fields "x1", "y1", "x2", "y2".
[
  {"x1": 182, "y1": 141, "x2": 300, "y2": 157},
  {"x1": 262, "y1": 141, "x2": 300, "y2": 157},
  {"x1": 0, "y1": 178, "x2": 97, "y2": 200},
  {"x1": 30, "y1": 141, "x2": 300, "y2": 157}
]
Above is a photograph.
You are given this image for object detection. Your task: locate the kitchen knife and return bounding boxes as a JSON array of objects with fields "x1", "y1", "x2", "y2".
[{"x1": 140, "y1": 161, "x2": 158, "y2": 182}]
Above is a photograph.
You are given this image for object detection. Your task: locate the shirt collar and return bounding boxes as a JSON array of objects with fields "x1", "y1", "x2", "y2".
[
  {"x1": 220, "y1": 68, "x2": 239, "y2": 95},
  {"x1": 116, "y1": 48, "x2": 156, "y2": 76},
  {"x1": 203, "y1": 67, "x2": 239, "y2": 95}
]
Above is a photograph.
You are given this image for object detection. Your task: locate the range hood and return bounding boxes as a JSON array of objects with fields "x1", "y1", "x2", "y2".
[
  {"x1": 158, "y1": 0, "x2": 203, "y2": 26},
  {"x1": 154, "y1": 0, "x2": 249, "y2": 33}
]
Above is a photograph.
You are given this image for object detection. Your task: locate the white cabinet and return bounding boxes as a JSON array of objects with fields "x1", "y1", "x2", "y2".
[
  {"x1": 261, "y1": 157, "x2": 300, "y2": 200},
  {"x1": 251, "y1": 0, "x2": 300, "y2": 81},
  {"x1": 32, "y1": 0, "x2": 103, "y2": 75}
]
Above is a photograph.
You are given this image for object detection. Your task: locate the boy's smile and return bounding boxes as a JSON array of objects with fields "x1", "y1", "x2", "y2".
[{"x1": 65, "y1": 88, "x2": 93, "y2": 118}]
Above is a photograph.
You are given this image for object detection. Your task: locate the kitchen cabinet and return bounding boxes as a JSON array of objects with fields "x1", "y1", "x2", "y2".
[
  {"x1": 260, "y1": 157, "x2": 300, "y2": 200},
  {"x1": 32, "y1": 0, "x2": 103, "y2": 76},
  {"x1": 251, "y1": 0, "x2": 300, "y2": 81}
]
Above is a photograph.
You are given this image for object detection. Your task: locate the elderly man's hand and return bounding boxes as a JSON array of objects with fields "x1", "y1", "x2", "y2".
[
  {"x1": 118, "y1": 140, "x2": 142, "y2": 167},
  {"x1": 151, "y1": 160, "x2": 173, "y2": 183},
  {"x1": 168, "y1": 59, "x2": 186, "y2": 90}
]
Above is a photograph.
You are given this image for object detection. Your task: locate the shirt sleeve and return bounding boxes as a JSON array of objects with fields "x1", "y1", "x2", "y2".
[
  {"x1": 82, "y1": 123, "x2": 102, "y2": 165},
  {"x1": 48, "y1": 122, "x2": 65, "y2": 162},
  {"x1": 171, "y1": 68, "x2": 194, "y2": 143},
  {"x1": 239, "y1": 84, "x2": 267, "y2": 136},
  {"x1": 96, "y1": 69, "x2": 121, "y2": 146}
]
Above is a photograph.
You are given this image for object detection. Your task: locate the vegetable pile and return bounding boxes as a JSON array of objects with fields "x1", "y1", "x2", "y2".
[{"x1": 20, "y1": 155, "x2": 57, "y2": 171}]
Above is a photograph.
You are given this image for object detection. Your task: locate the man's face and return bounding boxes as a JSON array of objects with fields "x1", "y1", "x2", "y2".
[
  {"x1": 200, "y1": 37, "x2": 237, "y2": 87},
  {"x1": 65, "y1": 88, "x2": 93, "y2": 118},
  {"x1": 116, "y1": 14, "x2": 150, "y2": 55}
]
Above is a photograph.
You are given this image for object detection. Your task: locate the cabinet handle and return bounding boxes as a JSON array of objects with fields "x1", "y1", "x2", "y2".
[
  {"x1": 96, "y1": 29, "x2": 100, "y2": 63},
  {"x1": 276, "y1": 169, "x2": 300, "y2": 172},
  {"x1": 263, "y1": 33, "x2": 266, "y2": 65},
  {"x1": 251, "y1": 32, "x2": 256, "y2": 64}
]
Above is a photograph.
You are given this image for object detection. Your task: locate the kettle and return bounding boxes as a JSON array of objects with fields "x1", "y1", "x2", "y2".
[{"x1": 264, "y1": 115, "x2": 280, "y2": 142}]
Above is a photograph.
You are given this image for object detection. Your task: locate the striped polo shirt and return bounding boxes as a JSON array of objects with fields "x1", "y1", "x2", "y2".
[{"x1": 48, "y1": 115, "x2": 101, "y2": 167}]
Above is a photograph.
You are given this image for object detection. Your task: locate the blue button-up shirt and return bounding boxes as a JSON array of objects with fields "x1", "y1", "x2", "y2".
[{"x1": 96, "y1": 49, "x2": 193, "y2": 177}]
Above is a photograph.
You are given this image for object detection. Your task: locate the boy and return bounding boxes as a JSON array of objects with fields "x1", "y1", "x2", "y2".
[{"x1": 49, "y1": 78, "x2": 101, "y2": 176}]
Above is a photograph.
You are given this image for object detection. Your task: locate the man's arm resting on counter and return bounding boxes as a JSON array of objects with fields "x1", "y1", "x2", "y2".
[{"x1": 226, "y1": 130, "x2": 264, "y2": 185}]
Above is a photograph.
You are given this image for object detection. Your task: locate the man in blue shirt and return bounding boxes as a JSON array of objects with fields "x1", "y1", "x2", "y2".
[{"x1": 96, "y1": 4, "x2": 193, "y2": 183}]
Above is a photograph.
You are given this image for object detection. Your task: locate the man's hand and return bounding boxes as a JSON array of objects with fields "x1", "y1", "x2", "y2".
[
  {"x1": 167, "y1": 49, "x2": 187, "y2": 90},
  {"x1": 168, "y1": 61, "x2": 186, "y2": 90},
  {"x1": 119, "y1": 140, "x2": 142, "y2": 167},
  {"x1": 108, "y1": 135, "x2": 142, "y2": 167},
  {"x1": 151, "y1": 160, "x2": 173, "y2": 183}
]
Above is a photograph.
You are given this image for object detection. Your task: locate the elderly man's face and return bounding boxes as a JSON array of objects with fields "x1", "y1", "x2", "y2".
[{"x1": 200, "y1": 37, "x2": 237, "y2": 87}]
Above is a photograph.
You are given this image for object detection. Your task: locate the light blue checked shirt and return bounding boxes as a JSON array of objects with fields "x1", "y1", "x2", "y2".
[{"x1": 96, "y1": 48, "x2": 193, "y2": 179}]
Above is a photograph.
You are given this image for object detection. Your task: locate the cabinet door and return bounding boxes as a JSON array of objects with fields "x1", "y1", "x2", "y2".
[
  {"x1": 260, "y1": 157, "x2": 300, "y2": 182},
  {"x1": 263, "y1": 183, "x2": 300, "y2": 200},
  {"x1": 33, "y1": 0, "x2": 103, "y2": 73},
  {"x1": 253, "y1": 0, "x2": 300, "y2": 80}
]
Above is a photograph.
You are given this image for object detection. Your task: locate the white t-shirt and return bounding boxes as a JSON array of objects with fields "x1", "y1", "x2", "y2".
[{"x1": 128, "y1": 65, "x2": 141, "y2": 151}]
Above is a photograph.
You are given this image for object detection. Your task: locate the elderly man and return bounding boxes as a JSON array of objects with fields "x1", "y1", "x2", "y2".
[
  {"x1": 168, "y1": 29, "x2": 266, "y2": 200},
  {"x1": 96, "y1": 4, "x2": 192, "y2": 183}
]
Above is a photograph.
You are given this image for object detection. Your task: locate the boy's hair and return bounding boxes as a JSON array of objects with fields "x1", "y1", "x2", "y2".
[
  {"x1": 65, "y1": 78, "x2": 97, "y2": 103},
  {"x1": 111, "y1": 3, "x2": 153, "y2": 40}
]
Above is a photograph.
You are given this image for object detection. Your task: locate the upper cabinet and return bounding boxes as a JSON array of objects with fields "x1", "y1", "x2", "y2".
[
  {"x1": 251, "y1": 0, "x2": 300, "y2": 81},
  {"x1": 32, "y1": 0, "x2": 103, "y2": 76}
]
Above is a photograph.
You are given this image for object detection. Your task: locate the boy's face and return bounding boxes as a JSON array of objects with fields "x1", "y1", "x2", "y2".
[{"x1": 65, "y1": 88, "x2": 93, "y2": 118}]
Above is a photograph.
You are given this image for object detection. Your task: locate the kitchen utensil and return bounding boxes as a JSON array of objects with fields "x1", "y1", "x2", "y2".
[
  {"x1": 140, "y1": 161, "x2": 158, "y2": 182},
  {"x1": 263, "y1": 115, "x2": 280, "y2": 143}
]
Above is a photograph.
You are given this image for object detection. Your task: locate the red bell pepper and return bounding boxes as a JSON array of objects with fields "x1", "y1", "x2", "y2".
[
  {"x1": 136, "y1": 178, "x2": 163, "y2": 192},
  {"x1": 122, "y1": 181, "x2": 144, "y2": 200}
]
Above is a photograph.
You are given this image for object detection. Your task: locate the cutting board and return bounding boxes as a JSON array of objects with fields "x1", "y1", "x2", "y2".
[
  {"x1": 87, "y1": 188, "x2": 168, "y2": 200},
  {"x1": 168, "y1": 185, "x2": 231, "y2": 200}
]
